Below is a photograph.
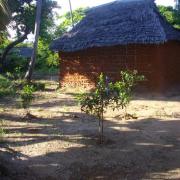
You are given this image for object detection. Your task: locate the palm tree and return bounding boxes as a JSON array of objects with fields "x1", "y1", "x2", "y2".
[
  {"x1": 25, "y1": 0, "x2": 42, "y2": 81},
  {"x1": 175, "y1": 0, "x2": 180, "y2": 10},
  {"x1": 0, "y1": 0, "x2": 10, "y2": 31},
  {"x1": 68, "y1": 0, "x2": 74, "y2": 28}
]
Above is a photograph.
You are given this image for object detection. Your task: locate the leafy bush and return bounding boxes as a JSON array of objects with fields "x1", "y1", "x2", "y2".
[
  {"x1": 0, "y1": 127, "x2": 7, "y2": 137},
  {"x1": 158, "y1": 5, "x2": 180, "y2": 29},
  {"x1": 0, "y1": 127, "x2": 6, "y2": 143},
  {"x1": 0, "y1": 120, "x2": 7, "y2": 142},
  {"x1": 78, "y1": 70, "x2": 144, "y2": 143},
  {"x1": 0, "y1": 39, "x2": 59, "y2": 76},
  {"x1": 112, "y1": 70, "x2": 145, "y2": 111},
  {"x1": 31, "y1": 82, "x2": 45, "y2": 91},
  {"x1": 0, "y1": 48, "x2": 29, "y2": 75},
  {"x1": 55, "y1": 7, "x2": 88, "y2": 37},
  {"x1": 15, "y1": 80, "x2": 45, "y2": 91},
  {"x1": 0, "y1": 75, "x2": 15, "y2": 97},
  {"x1": 35, "y1": 39, "x2": 59, "y2": 73},
  {"x1": 20, "y1": 85, "x2": 35, "y2": 115}
]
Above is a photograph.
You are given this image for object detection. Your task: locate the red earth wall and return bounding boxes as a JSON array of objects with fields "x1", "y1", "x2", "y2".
[{"x1": 59, "y1": 41, "x2": 180, "y2": 91}]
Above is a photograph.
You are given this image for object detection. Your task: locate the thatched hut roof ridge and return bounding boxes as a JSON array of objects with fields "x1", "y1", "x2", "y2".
[
  {"x1": 51, "y1": 0, "x2": 180, "y2": 52},
  {"x1": 10, "y1": 47, "x2": 33, "y2": 58}
]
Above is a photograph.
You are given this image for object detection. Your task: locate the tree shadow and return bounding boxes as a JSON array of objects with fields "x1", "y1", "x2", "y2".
[
  {"x1": 1, "y1": 87, "x2": 180, "y2": 179},
  {"x1": 1, "y1": 114, "x2": 180, "y2": 179},
  {"x1": 31, "y1": 98, "x2": 78, "y2": 108}
]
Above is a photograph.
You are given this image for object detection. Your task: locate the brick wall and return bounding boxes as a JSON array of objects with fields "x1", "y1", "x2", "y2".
[{"x1": 59, "y1": 41, "x2": 180, "y2": 91}]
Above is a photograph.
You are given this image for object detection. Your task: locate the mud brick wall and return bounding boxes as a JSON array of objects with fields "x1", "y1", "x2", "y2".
[{"x1": 59, "y1": 41, "x2": 180, "y2": 91}]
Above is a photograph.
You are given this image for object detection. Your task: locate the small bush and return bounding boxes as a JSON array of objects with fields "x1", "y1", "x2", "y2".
[
  {"x1": 0, "y1": 127, "x2": 6, "y2": 137},
  {"x1": 3, "y1": 52, "x2": 28, "y2": 74},
  {"x1": 15, "y1": 80, "x2": 45, "y2": 91},
  {"x1": 112, "y1": 70, "x2": 145, "y2": 111},
  {"x1": 0, "y1": 121, "x2": 7, "y2": 142},
  {"x1": 0, "y1": 75, "x2": 15, "y2": 97},
  {"x1": 78, "y1": 70, "x2": 144, "y2": 143},
  {"x1": 20, "y1": 85, "x2": 35, "y2": 115},
  {"x1": 35, "y1": 39, "x2": 59, "y2": 72},
  {"x1": 31, "y1": 82, "x2": 45, "y2": 91}
]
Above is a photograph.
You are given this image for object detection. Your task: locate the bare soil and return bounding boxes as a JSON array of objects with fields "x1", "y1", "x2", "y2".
[{"x1": 0, "y1": 81, "x2": 180, "y2": 180}]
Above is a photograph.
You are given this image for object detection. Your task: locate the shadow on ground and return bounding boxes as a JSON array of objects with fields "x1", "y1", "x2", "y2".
[
  {"x1": 0, "y1": 113, "x2": 180, "y2": 179},
  {"x1": 0, "y1": 90, "x2": 180, "y2": 180}
]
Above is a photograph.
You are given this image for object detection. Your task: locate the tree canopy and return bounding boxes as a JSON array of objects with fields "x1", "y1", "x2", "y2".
[
  {"x1": 8, "y1": 0, "x2": 58, "y2": 40},
  {"x1": 0, "y1": 0, "x2": 58, "y2": 71},
  {"x1": 158, "y1": 5, "x2": 180, "y2": 29},
  {"x1": 0, "y1": 0, "x2": 10, "y2": 31},
  {"x1": 55, "y1": 7, "x2": 87, "y2": 37}
]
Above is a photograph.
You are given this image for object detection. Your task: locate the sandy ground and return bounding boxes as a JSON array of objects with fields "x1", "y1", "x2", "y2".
[{"x1": 0, "y1": 81, "x2": 180, "y2": 180}]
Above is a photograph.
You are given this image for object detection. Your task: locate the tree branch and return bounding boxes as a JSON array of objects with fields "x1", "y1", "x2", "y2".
[{"x1": 0, "y1": 28, "x2": 30, "y2": 72}]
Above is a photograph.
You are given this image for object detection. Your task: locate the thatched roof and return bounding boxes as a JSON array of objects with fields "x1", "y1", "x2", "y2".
[
  {"x1": 10, "y1": 47, "x2": 33, "y2": 58},
  {"x1": 51, "y1": 0, "x2": 180, "y2": 52}
]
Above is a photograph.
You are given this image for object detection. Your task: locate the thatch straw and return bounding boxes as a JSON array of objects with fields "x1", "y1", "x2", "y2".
[{"x1": 51, "y1": 0, "x2": 180, "y2": 52}]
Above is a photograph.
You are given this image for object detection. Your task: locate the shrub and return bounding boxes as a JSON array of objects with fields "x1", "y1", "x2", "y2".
[
  {"x1": 78, "y1": 70, "x2": 144, "y2": 143},
  {"x1": 0, "y1": 121, "x2": 7, "y2": 143},
  {"x1": 35, "y1": 39, "x2": 59, "y2": 73},
  {"x1": 20, "y1": 85, "x2": 35, "y2": 115},
  {"x1": 3, "y1": 52, "x2": 28, "y2": 75},
  {"x1": 15, "y1": 80, "x2": 45, "y2": 91},
  {"x1": 27, "y1": 82, "x2": 45, "y2": 91},
  {"x1": 0, "y1": 75, "x2": 15, "y2": 97},
  {"x1": 0, "y1": 127, "x2": 6, "y2": 137},
  {"x1": 112, "y1": 70, "x2": 145, "y2": 111}
]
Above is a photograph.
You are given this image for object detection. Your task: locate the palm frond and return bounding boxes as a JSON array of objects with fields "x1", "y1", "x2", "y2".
[{"x1": 0, "y1": 0, "x2": 11, "y2": 31}]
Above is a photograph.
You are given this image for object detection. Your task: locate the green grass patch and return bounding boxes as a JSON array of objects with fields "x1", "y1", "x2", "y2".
[
  {"x1": 0, "y1": 75, "x2": 15, "y2": 97},
  {"x1": 0, "y1": 127, "x2": 7, "y2": 137}
]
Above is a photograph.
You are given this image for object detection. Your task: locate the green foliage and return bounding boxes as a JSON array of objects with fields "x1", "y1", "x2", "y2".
[
  {"x1": 16, "y1": 80, "x2": 45, "y2": 91},
  {"x1": 36, "y1": 39, "x2": 59, "y2": 73},
  {"x1": 40, "y1": 0, "x2": 59, "y2": 42},
  {"x1": 112, "y1": 70, "x2": 145, "y2": 110},
  {"x1": 0, "y1": 122, "x2": 8, "y2": 143},
  {"x1": 0, "y1": 74, "x2": 11, "y2": 87},
  {"x1": 0, "y1": 0, "x2": 58, "y2": 75},
  {"x1": 0, "y1": 125, "x2": 7, "y2": 142},
  {"x1": 9, "y1": 0, "x2": 58, "y2": 39},
  {"x1": 0, "y1": 74, "x2": 15, "y2": 97},
  {"x1": 20, "y1": 84, "x2": 35, "y2": 110},
  {"x1": 4, "y1": 53, "x2": 28, "y2": 75},
  {"x1": 0, "y1": 127, "x2": 6, "y2": 136},
  {"x1": 158, "y1": 5, "x2": 180, "y2": 29},
  {"x1": 29, "y1": 81, "x2": 45, "y2": 91},
  {"x1": 0, "y1": 40, "x2": 59, "y2": 75},
  {"x1": 78, "y1": 70, "x2": 144, "y2": 143},
  {"x1": 79, "y1": 73, "x2": 110, "y2": 118},
  {"x1": 0, "y1": 31, "x2": 9, "y2": 45},
  {"x1": 55, "y1": 7, "x2": 87, "y2": 37},
  {"x1": 79, "y1": 70, "x2": 144, "y2": 117},
  {"x1": 0, "y1": 38, "x2": 29, "y2": 75}
]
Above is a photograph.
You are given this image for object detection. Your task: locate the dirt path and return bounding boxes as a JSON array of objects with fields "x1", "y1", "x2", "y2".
[{"x1": 0, "y1": 82, "x2": 180, "y2": 180}]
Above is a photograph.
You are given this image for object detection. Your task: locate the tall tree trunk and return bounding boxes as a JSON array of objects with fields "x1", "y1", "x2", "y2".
[
  {"x1": 25, "y1": 0, "x2": 42, "y2": 82},
  {"x1": 175, "y1": 0, "x2": 180, "y2": 10},
  {"x1": 0, "y1": 28, "x2": 29, "y2": 72},
  {"x1": 68, "y1": 0, "x2": 74, "y2": 28}
]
